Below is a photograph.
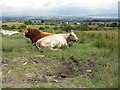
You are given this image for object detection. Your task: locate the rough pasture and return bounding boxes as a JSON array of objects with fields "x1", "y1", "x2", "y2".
[{"x1": 1, "y1": 30, "x2": 118, "y2": 88}]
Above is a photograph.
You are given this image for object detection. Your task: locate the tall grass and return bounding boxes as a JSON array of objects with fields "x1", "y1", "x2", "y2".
[
  {"x1": 75, "y1": 30, "x2": 118, "y2": 51},
  {"x1": 92, "y1": 31, "x2": 118, "y2": 51}
]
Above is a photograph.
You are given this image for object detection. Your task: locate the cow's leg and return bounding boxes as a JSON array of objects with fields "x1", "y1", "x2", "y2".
[
  {"x1": 66, "y1": 45, "x2": 69, "y2": 48},
  {"x1": 36, "y1": 42, "x2": 42, "y2": 49},
  {"x1": 64, "y1": 43, "x2": 69, "y2": 48}
]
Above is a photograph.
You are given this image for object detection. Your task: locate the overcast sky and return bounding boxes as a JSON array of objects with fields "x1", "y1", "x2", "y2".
[{"x1": 1, "y1": 0, "x2": 119, "y2": 16}]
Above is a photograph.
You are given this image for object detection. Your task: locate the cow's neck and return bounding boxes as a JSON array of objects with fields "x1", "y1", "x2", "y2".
[
  {"x1": 29, "y1": 31, "x2": 41, "y2": 42},
  {"x1": 62, "y1": 34, "x2": 70, "y2": 42}
]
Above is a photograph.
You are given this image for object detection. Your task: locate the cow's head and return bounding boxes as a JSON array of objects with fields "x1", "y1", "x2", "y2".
[
  {"x1": 22, "y1": 28, "x2": 30, "y2": 37},
  {"x1": 22, "y1": 28, "x2": 40, "y2": 38},
  {"x1": 68, "y1": 31, "x2": 79, "y2": 41}
]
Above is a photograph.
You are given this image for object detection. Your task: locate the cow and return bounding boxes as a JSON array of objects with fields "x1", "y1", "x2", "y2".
[
  {"x1": 0, "y1": 30, "x2": 19, "y2": 35},
  {"x1": 36, "y1": 31, "x2": 79, "y2": 51},
  {"x1": 22, "y1": 28, "x2": 55, "y2": 45}
]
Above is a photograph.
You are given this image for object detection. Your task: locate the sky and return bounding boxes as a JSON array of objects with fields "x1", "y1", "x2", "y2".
[{"x1": 0, "y1": 0, "x2": 119, "y2": 16}]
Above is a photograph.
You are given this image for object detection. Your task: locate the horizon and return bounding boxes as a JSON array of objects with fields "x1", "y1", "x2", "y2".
[{"x1": 2, "y1": 15, "x2": 118, "y2": 18}]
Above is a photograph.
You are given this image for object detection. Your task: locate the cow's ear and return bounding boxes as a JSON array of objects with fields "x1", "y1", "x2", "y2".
[
  {"x1": 70, "y1": 33, "x2": 72, "y2": 36},
  {"x1": 28, "y1": 28, "x2": 31, "y2": 32}
]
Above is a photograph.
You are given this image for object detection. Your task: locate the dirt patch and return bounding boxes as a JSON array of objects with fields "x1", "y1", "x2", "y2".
[{"x1": 2, "y1": 55, "x2": 98, "y2": 88}]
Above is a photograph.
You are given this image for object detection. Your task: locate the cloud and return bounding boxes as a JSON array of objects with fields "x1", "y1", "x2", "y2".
[{"x1": 1, "y1": 0, "x2": 119, "y2": 16}]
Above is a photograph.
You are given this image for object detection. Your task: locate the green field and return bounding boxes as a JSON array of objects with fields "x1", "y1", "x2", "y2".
[
  {"x1": 1, "y1": 24, "x2": 118, "y2": 88},
  {"x1": 1, "y1": 22, "x2": 118, "y2": 88},
  {"x1": 2, "y1": 22, "x2": 117, "y2": 32}
]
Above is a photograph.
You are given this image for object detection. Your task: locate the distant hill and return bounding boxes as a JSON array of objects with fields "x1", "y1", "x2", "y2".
[{"x1": 2, "y1": 16, "x2": 117, "y2": 22}]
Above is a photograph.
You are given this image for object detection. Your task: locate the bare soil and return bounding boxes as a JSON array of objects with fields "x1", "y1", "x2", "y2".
[{"x1": 2, "y1": 55, "x2": 98, "y2": 88}]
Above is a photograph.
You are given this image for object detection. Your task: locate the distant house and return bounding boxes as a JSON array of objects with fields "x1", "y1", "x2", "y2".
[
  {"x1": 76, "y1": 23, "x2": 80, "y2": 25},
  {"x1": 64, "y1": 21, "x2": 69, "y2": 24}
]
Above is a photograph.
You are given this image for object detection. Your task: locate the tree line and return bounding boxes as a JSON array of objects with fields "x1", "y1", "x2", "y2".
[
  {"x1": 2, "y1": 20, "x2": 118, "y2": 31},
  {"x1": 53, "y1": 23, "x2": 118, "y2": 31},
  {"x1": 2, "y1": 24, "x2": 26, "y2": 30}
]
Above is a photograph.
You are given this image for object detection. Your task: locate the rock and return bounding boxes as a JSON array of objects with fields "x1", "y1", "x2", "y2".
[
  {"x1": 23, "y1": 62, "x2": 27, "y2": 65},
  {"x1": 7, "y1": 70, "x2": 11, "y2": 74},
  {"x1": 86, "y1": 70, "x2": 92, "y2": 73},
  {"x1": 53, "y1": 79, "x2": 58, "y2": 83},
  {"x1": 60, "y1": 74, "x2": 67, "y2": 78},
  {"x1": 32, "y1": 61, "x2": 36, "y2": 64}
]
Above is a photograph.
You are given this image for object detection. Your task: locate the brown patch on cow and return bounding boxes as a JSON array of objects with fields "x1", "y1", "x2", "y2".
[{"x1": 23, "y1": 28, "x2": 55, "y2": 45}]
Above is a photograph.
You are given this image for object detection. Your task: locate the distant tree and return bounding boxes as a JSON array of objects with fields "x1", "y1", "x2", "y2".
[
  {"x1": 98, "y1": 24, "x2": 105, "y2": 27},
  {"x1": 11, "y1": 25, "x2": 16, "y2": 29},
  {"x1": 45, "y1": 26, "x2": 49, "y2": 29},
  {"x1": 45, "y1": 23, "x2": 49, "y2": 25},
  {"x1": 110, "y1": 22, "x2": 117, "y2": 27},
  {"x1": 39, "y1": 27, "x2": 45, "y2": 30},
  {"x1": 81, "y1": 24, "x2": 90, "y2": 31},
  {"x1": 75, "y1": 24, "x2": 89, "y2": 31},
  {"x1": 60, "y1": 24, "x2": 73, "y2": 31},
  {"x1": 41, "y1": 20, "x2": 44, "y2": 23},
  {"x1": 88, "y1": 23, "x2": 92, "y2": 25},
  {"x1": 74, "y1": 23, "x2": 77, "y2": 25},
  {"x1": 53, "y1": 25, "x2": 58, "y2": 30},
  {"x1": 117, "y1": 23, "x2": 120, "y2": 27},
  {"x1": 18, "y1": 24, "x2": 26, "y2": 29},
  {"x1": 2, "y1": 25, "x2": 11, "y2": 30},
  {"x1": 106, "y1": 24, "x2": 110, "y2": 27},
  {"x1": 24, "y1": 20, "x2": 33, "y2": 25}
]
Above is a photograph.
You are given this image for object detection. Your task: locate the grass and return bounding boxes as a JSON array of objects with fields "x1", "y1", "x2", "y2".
[
  {"x1": 2, "y1": 86, "x2": 14, "y2": 88},
  {"x1": 70, "y1": 77, "x2": 94, "y2": 88},
  {"x1": 1, "y1": 29, "x2": 118, "y2": 88},
  {"x1": 2, "y1": 22, "x2": 24, "y2": 26},
  {"x1": 11, "y1": 63, "x2": 46, "y2": 72},
  {"x1": 32, "y1": 84, "x2": 63, "y2": 88},
  {"x1": 2, "y1": 33, "x2": 42, "y2": 58},
  {"x1": 27, "y1": 25, "x2": 56, "y2": 29}
]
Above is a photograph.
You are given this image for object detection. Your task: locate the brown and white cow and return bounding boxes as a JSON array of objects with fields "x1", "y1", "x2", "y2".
[{"x1": 22, "y1": 28, "x2": 55, "y2": 45}]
